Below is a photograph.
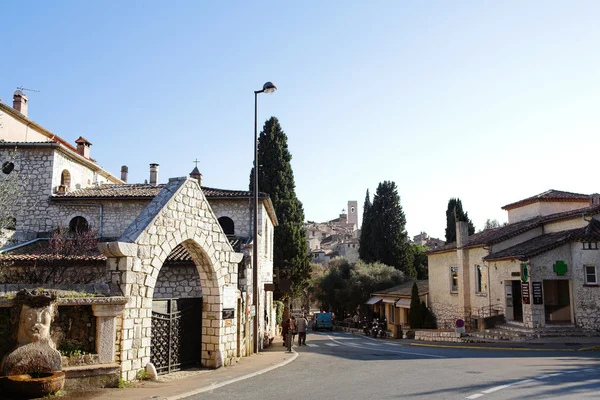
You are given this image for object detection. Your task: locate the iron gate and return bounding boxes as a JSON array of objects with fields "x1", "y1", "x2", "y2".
[{"x1": 151, "y1": 298, "x2": 202, "y2": 374}]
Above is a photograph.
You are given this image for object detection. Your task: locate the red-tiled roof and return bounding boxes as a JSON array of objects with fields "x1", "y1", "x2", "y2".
[
  {"x1": 427, "y1": 205, "x2": 600, "y2": 255},
  {"x1": 502, "y1": 189, "x2": 589, "y2": 210},
  {"x1": 372, "y1": 280, "x2": 429, "y2": 297},
  {"x1": 50, "y1": 184, "x2": 269, "y2": 200}
]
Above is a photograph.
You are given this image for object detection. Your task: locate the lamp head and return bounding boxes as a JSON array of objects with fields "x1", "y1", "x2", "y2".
[{"x1": 262, "y1": 82, "x2": 277, "y2": 94}]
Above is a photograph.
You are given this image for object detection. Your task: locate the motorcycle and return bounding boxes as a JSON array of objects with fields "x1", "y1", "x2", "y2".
[
  {"x1": 362, "y1": 319, "x2": 370, "y2": 336},
  {"x1": 370, "y1": 318, "x2": 387, "y2": 338},
  {"x1": 370, "y1": 319, "x2": 380, "y2": 337}
]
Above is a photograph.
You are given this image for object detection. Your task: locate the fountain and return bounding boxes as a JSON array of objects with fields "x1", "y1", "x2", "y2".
[{"x1": 0, "y1": 289, "x2": 65, "y2": 398}]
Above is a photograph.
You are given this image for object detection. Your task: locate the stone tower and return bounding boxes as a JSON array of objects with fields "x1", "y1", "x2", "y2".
[{"x1": 347, "y1": 200, "x2": 358, "y2": 229}]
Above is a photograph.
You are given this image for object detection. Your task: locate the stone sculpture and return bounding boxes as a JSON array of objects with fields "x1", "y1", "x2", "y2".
[{"x1": 0, "y1": 289, "x2": 65, "y2": 398}]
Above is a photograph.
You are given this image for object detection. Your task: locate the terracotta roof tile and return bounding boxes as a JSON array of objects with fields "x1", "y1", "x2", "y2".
[
  {"x1": 51, "y1": 184, "x2": 269, "y2": 200},
  {"x1": 502, "y1": 189, "x2": 590, "y2": 210},
  {"x1": 372, "y1": 280, "x2": 429, "y2": 297}
]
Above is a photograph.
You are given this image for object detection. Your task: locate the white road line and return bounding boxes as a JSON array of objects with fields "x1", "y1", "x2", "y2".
[
  {"x1": 514, "y1": 379, "x2": 534, "y2": 385},
  {"x1": 306, "y1": 344, "x2": 318, "y2": 347},
  {"x1": 582, "y1": 368, "x2": 596, "y2": 372},
  {"x1": 482, "y1": 384, "x2": 512, "y2": 394},
  {"x1": 326, "y1": 334, "x2": 445, "y2": 358},
  {"x1": 324, "y1": 343, "x2": 339, "y2": 347},
  {"x1": 465, "y1": 394, "x2": 484, "y2": 399},
  {"x1": 364, "y1": 343, "x2": 380, "y2": 346}
]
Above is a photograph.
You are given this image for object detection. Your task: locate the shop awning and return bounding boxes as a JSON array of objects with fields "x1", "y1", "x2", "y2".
[
  {"x1": 365, "y1": 296, "x2": 383, "y2": 305},
  {"x1": 382, "y1": 298, "x2": 396, "y2": 304},
  {"x1": 395, "y1": 298, "x2": 411, "y2": 308}
]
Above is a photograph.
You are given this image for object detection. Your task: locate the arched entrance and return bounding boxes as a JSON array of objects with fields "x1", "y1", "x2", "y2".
[{"x1": 99, "y1": 177, "x2": 244, "y2": 381}]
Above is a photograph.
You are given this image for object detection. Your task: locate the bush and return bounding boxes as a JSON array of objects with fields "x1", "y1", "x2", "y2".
[
  {"x1": 274, "y1": 300, "x2": 284, "y2": 326},
  {"x1": 58, "y1": 339, "x2": 86, "y2": 357}
]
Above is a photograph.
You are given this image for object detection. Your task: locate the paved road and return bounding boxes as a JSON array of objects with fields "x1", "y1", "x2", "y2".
[{"x1": 186, "y1": 331, "x2": 600, "y2": 400}]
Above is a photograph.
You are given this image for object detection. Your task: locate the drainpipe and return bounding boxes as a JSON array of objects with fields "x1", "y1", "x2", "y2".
[{"x1": 0, "y1": 238, "x2": 46, "y2": 254}]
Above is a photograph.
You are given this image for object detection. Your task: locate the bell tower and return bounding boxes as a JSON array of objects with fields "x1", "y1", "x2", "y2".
[{"x1": 347, "y1": 200, "x2": 358, "y2": 230}]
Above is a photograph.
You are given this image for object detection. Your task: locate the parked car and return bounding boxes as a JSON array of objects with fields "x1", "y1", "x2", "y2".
[{"x1": 312, "y1": 312, "x2": 333, "y2": 331}]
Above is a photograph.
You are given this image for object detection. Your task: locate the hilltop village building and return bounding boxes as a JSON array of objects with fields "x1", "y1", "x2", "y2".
[
  {"x1": 427, "y1": 190, "x2": 600, "y2": 331},
  {"x1": 305, "y1": 201, "x2": 360, "y2": 264},
  {"x1": 0, "y1": 90, "x2": 277, "y2": 380}
]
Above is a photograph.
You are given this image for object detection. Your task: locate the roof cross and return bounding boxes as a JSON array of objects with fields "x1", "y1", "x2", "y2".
[{"x1": 193, "y1": 159, "x2": 200, "y2": 167}]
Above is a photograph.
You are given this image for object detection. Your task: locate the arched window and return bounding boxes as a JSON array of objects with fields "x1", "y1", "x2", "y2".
[
  {"x1": 218, "y1": 216, "x2": 235, "y2": 235},
  {"x1": 61, "y1": 170, "x2": 71, "y2": 189},
  {"x1": 69, "y1": 216, "x2": 89, "y2": 233}
]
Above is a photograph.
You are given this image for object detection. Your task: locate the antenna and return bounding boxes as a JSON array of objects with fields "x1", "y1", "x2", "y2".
[{"x1": 16, "y1": 86, "x2": 40, "y2": 93}]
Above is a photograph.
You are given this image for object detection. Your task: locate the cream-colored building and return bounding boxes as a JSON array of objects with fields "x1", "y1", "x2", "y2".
[{"x1": 427, "y1": 190, "x2": 600, "y2": 331}]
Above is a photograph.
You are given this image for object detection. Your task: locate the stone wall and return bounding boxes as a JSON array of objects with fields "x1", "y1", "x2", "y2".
[
  {"x1": 53, "y1": 305, "x2": 97, "y2": 354},
  {"x1": 414, "y1": 330, "x2": 463, "y2": 342},
  {"x1": 153, "y1": 263, "x2": 202, "y2": 299},
  {"x1": 210, "y1": 200, "x2": 252, "y2": 238},
  {"x1": 52, "y1": 151, "x2": 112, "y2": 194}
]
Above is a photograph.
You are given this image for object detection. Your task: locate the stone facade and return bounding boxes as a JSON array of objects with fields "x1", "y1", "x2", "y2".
[{"x1": 154, "y1": 264, "x2": 202, "y2": 299}]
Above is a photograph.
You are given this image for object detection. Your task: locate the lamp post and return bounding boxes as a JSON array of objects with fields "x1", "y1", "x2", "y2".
[{"x1": 253, "y1": 81, "x2": 277, "y2": 353}]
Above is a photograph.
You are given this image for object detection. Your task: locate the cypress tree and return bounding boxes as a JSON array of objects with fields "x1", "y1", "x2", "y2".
[
  {"x1": 250, "y1": 117, "x2": 309, "y2": 298},
  {"x1": 445, "y1": 198, "x2": 475, "y2": 242},
  {"x1": 358, "y1": 189, "x2": 375, "y2": 262},
  {"x1": 369, "y1": 181, "x2": 412, "y2": 274},
  {"x1": 408, "y1": 282, "x2": 423, "y2": 329}
]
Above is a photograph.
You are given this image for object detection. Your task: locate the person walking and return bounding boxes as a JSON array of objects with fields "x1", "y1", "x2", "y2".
[
  {"x1": 353, "y1": 313, "x2": 359, "y2": 329},
  {"x1": 291, "y1": 315, "x2": 297, "y2": 345},
  {"x1": 282, "y1": 318, "x2": 291, "y2": 351},
  {"x1": 296, "y1": 313, "x2": 308, "y2": 346}
]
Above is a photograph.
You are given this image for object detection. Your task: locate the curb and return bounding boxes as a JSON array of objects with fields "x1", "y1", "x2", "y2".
[
  {"x1": 166, "y1": 350, "x2": 298, "y2": 400},
  {"x1": 410, "y1": 342, "x2": 598, "y2": 352}
]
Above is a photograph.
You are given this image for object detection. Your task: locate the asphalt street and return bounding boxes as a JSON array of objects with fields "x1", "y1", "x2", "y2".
[{"x1": 186, "y1": 330, "x2": 600, "y2": 400}]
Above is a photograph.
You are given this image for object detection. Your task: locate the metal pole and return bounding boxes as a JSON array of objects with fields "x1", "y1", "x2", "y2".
[{"x1": 253, "y1": 90, "x2": 260, "y2": 353}]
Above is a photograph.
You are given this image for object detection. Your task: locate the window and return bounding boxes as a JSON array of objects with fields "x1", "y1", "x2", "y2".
[
  {"x1": 583, "y1": 242, "x2": 598, "y2": 250},
  {"x1": 69, "y1": 216, "x2": 89, "y2": 233},
  {"x1": 217, "y1": 216, "x2": 234, "y2": 235},
  {"x1": 389, "y1": 304, "x2": 395, "y2": 323},
  {"x1": 476, "y1": 265, "x2": 488, "y2": 293},
  {"x1": 450, "y1": 266, "x2": 459, "y2": 293},
  {"x1": 60, "y1": 170, "x2": 71, "y2": 189},
  {"x1": 584, "y1": 265, "x2": 598, "y2": 285}
]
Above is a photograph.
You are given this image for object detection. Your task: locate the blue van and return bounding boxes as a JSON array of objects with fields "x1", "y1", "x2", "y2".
[{"x1": 312, "y1": 312, "x2": 333, "y2": 331}]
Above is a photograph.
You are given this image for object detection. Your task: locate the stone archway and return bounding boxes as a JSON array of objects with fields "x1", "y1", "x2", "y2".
[{"x1": 99, "y1": 177, "x2": 243, "y2": 381}]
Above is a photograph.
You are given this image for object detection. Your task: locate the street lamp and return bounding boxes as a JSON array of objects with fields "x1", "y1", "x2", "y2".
[{"x1": 253, "y1": 81, "x2": 277, "y2": 353}]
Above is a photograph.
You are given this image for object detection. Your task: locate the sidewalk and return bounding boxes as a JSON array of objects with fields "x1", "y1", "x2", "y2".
[{"x1": 63, "y1": 337, "x2": 296, "y2": 400}]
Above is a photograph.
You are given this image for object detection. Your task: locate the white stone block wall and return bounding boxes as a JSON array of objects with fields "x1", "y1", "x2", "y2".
[{"x1": 154, "y1": 264, "x2": 202, "y2": 299}]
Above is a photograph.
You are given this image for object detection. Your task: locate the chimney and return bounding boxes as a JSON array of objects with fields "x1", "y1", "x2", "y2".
[
  {"x1": 121, "y1": 165, "x2": 128, "y2": 183},
  {"x1": 13, "y1": 90, "x2": 28, "y2": 117},
  {"x1": 456, "y1": 221, "x2": 469, "y2": 248},
  {"x1": 75, "y1": 136, "x2": 92, "y2": 159},
  {"x1": 149, "y1": 163, "x2": 159, "y2": 185},
  {"x1": 189, "y1": 167, "x2": 203, "y2": 185}
]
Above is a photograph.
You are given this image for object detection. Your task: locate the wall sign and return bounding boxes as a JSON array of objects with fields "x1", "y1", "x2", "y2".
[
  {"x1": 222, "y1": 308, "x2": 235, "y2": 319},
  {"x1": 223, "y1": 286, "x2": 236, "y2": 309},
  {"x1": 532, "y1": 281, "x2": 543, "y2": 305},
  {"x1": 511, "y1": 272, "x2": 521, "y2": 277},
  {"x1": 521, "y1": 281, "x2": 530, "y2": 304},
  {"x1": 553, "y1": 260, "x2": 568, "y2": 276},
  {"x1": 520, "y1": 263, "x2": 529, "y2": 283}
]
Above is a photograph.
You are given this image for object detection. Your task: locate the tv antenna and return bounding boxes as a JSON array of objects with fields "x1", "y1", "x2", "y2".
[{"x1": 16, "y1": 86, "x2": 40, "y2": 93}]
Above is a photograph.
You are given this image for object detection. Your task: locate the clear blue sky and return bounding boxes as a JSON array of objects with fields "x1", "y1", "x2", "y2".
[{"x1": 2, "y1": 1, "x2": 600, "y2": 239}]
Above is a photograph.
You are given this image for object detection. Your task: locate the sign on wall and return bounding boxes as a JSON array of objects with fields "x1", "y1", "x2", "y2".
[
  {"x1": 222, "y1": 308, "x2": 235, "y2": 319},
  {"x1": 532, "y1": 281, "x2": 543, "y2": 305},
  {"x1": 223, "y1": 285, "x2": 236, "y2": 309},
  {"x1": 521, "y1": 281, "x2": 531, "y2": 304},
  {"x1": 553, "y1": 260, "x2": 568, "y2": 276},
  {"x1": 520, "y1": 263, "x2": 529, "y2": 283}
]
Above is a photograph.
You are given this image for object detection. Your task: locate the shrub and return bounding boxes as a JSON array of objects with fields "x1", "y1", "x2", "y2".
[{"x1": 274, "y1": 300, "x2": 284, "y2": 326}]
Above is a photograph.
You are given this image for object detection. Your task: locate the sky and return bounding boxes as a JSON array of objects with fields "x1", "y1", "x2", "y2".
[{"x1": 2, "y1": 1, "x2": 600, "y2": 240}]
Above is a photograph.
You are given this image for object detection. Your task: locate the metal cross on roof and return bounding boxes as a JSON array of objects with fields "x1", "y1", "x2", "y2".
[{"x1": 193, "y1": 159, "x2": 200, "y2": 167}]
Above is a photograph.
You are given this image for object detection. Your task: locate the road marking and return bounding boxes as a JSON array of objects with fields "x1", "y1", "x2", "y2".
[
  {"x1": 364, "y1": 343, "x2": 380, "y2": 346},
  {"x1": 326, "y1": 334, "x2": 445, "y2": 358},
  {"x1": 465, "y1": 394, "x2": 484, "y2": 399},
  {"x1": 482, "y1": 384, "x2": 512, "y2": 394},
  {"x1": 306, "y1": 344, "x2": 318, "y2": 347},
  {"x1": 583, "y1": 368, "x2": 596, "y2": 372},
  {"x1": 324, "y1": 343, "x2": 339, "y2": 347}
]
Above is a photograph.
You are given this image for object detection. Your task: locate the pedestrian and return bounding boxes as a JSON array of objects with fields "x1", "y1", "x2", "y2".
[
  {"x1": 353, "y1": 313, "x2": 359, "y2": 329},
  {"x1": 296, "y1": 313, "x2": 308, "y2": 346},
  {"x1": 283, "y1": 318, "x2": 293, "y2": 352},
  {"x1": 291, "y1": 316, "x2": 297, "y2": 345}
]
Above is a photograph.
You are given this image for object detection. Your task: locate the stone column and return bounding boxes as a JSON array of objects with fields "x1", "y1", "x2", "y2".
[{"x1": 92, "y1": 303, "x2": 126, "y2": 364}]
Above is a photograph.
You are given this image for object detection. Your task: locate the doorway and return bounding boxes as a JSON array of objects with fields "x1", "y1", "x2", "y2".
[
  {"x1": 543, "y1": 280, "x2": 572, "y2": 324},
  {"x1": 511, "y1": 280, "x2": 523, "y2": 322}
]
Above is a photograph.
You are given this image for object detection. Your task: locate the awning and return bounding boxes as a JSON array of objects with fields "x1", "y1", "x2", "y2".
[
  {"x1": 382, "y1": 298, "x2": 396, "y2": 304},
  {"x1": 365, "y1": 296, "x2": 383, "y2": 305},
  {"x1": 395, "y1": 298, "x2": 411, "y2": 309}
]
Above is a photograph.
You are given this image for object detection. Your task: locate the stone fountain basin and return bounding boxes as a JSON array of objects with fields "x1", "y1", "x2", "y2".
[{"x1": 5, "y1": 371, "x2": 65, "y2": 398}]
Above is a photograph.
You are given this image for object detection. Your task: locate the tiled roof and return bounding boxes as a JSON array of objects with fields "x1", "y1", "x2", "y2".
[
  {"x1": 51, "y1": 183, "x2": 269, "y2": 200},
  {"x1": 1, "y1": 236, "x2": 248, "y2": 264},
  {"x1": 484, "y1": 219, "x2": 600, "y2": 261},
  {"x1": 372, "y1": 280, "x2": 429, "y2": 297},
  {"x1": 427, "y1": 205, "x2": 600, "y2": 255},
  {"x1": 502, "y1": 189, "x2": 590, "y2": 210}
]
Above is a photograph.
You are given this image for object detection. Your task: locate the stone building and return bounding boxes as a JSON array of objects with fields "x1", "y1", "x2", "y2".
[
  {"x1": 0, "y1": 91, "x2": 277, "y2": 381},
  {"x1": 427, "y1": 190, "x2": 600, "y2": 331}
]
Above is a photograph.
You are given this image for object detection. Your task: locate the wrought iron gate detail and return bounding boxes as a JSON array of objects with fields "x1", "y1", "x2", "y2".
[{"x1": 151, "y1": 298, "x2": 202, "y2": 375}]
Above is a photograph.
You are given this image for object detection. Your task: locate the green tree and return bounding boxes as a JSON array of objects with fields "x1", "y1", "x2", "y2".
[
  {"x1": 358, "y1": 189, "x2": 375, "y2": 262},
  {"x1": 410, "y1": 243, "x2": 428, "y2": 280},
  {"x1": 250, "y1": 117, "x2": 309, "y2": 299},
  {"x1": 445, "y1": 198, "x2": 475, "y2": 243},
  {"x1": 408, "y1": 282, "x2": 423, "y2": 329},
  {"x1": 480, "y1": 218, "x2": 507, "y2": 231},
  {"x1": 369, "y1": 181, "x2": 412, "y2": 274}
]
